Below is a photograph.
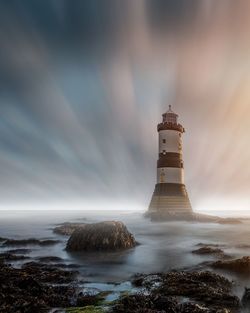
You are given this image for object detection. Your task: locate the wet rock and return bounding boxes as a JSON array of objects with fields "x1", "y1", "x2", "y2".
[
  {"x1": 3, "y1": 238, "x2": 60, "y2": 246},
  {"x1": 157, "y1": 271, "x2": 238, "y2": 308},
  {"x1": 38, "y1": 256, "x2": 63, "y2": 262},
  {"x1": 217, "y1": 218, "x2": 242, "y2": 225},
  {"x1": 122, "y1": 271, "x2": 240, "y2": 313},
  {"x1": 66, "y1": 221, "x2": 137, "y2": 252},
  {"x1": 153, "y1": 295, "x2": 178, "y2": 311},
  {"x1": 192, "y1": 246, "x2": 224, "y2": 256},
  {"x1": 17, "y1": 276, "x2": 43, "y2": 295},
  {"x1": 196, "y1": 243, "x2": 225, "y2": 248},
  {"x1": 179, "y1": 302, "x2": 210, "y2": 312},
  {"x1": 76, "y1": 291, "x2": 104, "y2": 306},
  {"x1": 21, "y1": 262, "x2": 78, "y2": 283},
  {"x1": 132, "y1": 273, "x2": 162, "y2": 290},
  {"x1": 132, "y1": 275, "x2": 145, "y2": 287},
  {"x1": 241, "y1": 287, "x2": 250, "y2": 309},
  {"x1": 0, "y1": 259, "x2": 239, "y2": 313},
  {"x1": 193, "y1": 213, "x2": 242, "y2": 224},
  {"x1": 51, "y1": 263, "x2": 81, "y2": 269},
  {"x1": 212, "y1": 256, "x2": 250, "y2": 273},
  {"x1": 0, "y1": 262, "x2": 76, "y2": 313},
  {"x1": 112, "y1": 293, "x2": 178, "y2": 313},
  {"x1": 5, "y1": 248, "x2": 32, "y2": 254},
  {"x1": 0, "y1": 252, "x2": 30, "y2": 261},
  {"x1": 53, "y1": 222, "x2": 86, "y2": 236}
]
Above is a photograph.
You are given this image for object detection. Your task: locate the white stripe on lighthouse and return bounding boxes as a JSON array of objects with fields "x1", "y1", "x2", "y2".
[
  {"x1": 157, "y1": 167, "x2": 184, "y2": 184},
  {"x1": 159, "y1": 130, "x2": 182, "y2": 154}
]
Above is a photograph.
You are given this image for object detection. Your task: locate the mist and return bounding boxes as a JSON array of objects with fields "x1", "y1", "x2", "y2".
[{"x1": 1, "y1": 1, "x2": 250, "y2": 213}]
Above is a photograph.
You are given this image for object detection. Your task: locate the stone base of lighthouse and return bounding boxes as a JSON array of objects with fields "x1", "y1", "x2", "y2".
[{"x1": 147, "y1": 183, "x2": 193, "y2": 220}]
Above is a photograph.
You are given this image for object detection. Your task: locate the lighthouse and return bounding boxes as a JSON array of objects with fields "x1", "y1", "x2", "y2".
[{"x1": 147, "y1": 105, "x2": 192, "y2": 219}]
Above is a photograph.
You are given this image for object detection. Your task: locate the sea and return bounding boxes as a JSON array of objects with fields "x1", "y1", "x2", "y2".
[{"x1": 1, "y1": 209, "x2": 250, "y2": 300}]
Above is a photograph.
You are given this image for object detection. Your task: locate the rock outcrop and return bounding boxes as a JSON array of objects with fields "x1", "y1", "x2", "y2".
[
  {"x1": 66, "y1": 221, "x2": 136, "y2": 252},
  {"x1": 113, "y1": 271, "x2": 240, "y2": 313},
  {"x1": 192, "y1": 246, "x2": 225, "y2": 257},
  {"x1": 0, "y1": 250, "x2": 241, "y2": 313},
  {"x1": 212, "y1": 256, "x2": 250, "y2": 273},
  {"x1": 0, "y1": 262, "x2": 78, "y2": 313},
  {"x1": 2, "y1": 238, "x2": 60, "y2": 246},
  {"x1": 53, "y1": 222, "x2": 86, "y2": 236},
  {"x1": 146, "y1": 211, "x2": 242, "y2": 224}
]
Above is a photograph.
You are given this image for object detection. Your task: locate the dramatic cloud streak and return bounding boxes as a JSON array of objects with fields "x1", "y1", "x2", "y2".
[{"x1": 0, "y1": 1, "x2": 250, "y2": 212}]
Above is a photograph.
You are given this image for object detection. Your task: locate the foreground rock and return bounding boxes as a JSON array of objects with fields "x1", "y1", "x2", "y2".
[
  {"x1": 66, "y1": 221, "x2": 136, "y2": 252},
  {"x1": 0, "y1": 254, "x2": 241, "y2": 313},
  {"x1": 0, "y1": 262, "x2": 78, "y2": 313},
  {"x1": 113, "y1": 271, "x2": 240, "y2": 313},
  {"x1": 212, "y1": 256, "x2": 250, "y2": 274}
]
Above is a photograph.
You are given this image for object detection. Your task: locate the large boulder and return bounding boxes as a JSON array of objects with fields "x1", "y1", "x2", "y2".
[{"x1": 66, "y1": 221, "x2": 136, "y2": 252}]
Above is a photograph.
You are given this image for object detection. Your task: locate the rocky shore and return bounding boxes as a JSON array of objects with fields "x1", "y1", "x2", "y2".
[
  {"x1": 0, "y1": 255, "x2": 245, "y2": 313},
  {"x1": 1, "y1": 218, "x2": 250, "y2": 313},
  {"x1": 1, "y1": 239, "x2": 250, "y2": 313}
]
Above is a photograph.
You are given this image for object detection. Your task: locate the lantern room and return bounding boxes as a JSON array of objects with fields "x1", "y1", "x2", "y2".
[{"x1": 162, "y1": 105, "x2": 178, "y2": 124}]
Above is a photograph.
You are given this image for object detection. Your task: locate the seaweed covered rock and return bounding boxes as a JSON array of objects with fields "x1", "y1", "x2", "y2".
[
  {"x1": 66, "y1": 221, "x2": 136, "y2": 252},
  {"x1": 127, "y1": 271, "x2": 240, "y2": 313},
  {"x1": 0, "y1": 262, "x2": 78, "y2": 313},
  {"x1": 112, "y1": 293, "x2": 178, "y2": 313},
  {"x1": 212, "y1": 256, "x2": 250, "y2": 273}
]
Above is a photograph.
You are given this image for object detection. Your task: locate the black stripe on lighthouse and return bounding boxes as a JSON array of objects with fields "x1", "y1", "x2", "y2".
[{"x1": 157, "y1": 152, "x2": 183, "y2": 168}]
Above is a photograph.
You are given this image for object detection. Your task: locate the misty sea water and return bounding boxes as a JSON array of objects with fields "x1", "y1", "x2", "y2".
[{"x1": 1, "y1": 209, "x2": 250, "y2": 299}]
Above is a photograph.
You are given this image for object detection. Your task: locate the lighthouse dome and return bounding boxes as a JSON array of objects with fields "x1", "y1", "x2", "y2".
[{"x1": 162, "y1": 105, "x2": 178, "y2": 124}]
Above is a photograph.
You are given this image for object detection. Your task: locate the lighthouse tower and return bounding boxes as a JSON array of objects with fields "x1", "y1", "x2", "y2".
[{"x1": 147, "y1": 105, "x2": 192, "y2": 219}]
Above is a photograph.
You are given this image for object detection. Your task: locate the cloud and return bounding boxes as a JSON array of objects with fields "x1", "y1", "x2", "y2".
[{"x1": 0, "y1": 1, "x2": 250, "y2": 212}]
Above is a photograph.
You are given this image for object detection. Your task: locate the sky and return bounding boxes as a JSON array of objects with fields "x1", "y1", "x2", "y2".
[{"x1": 1, "y1": 0, "x2": 250, "y2": 213}]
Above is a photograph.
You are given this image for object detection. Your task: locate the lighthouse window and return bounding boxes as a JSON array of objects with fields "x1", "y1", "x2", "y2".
[{"x1": 162, "y1": 139, "x2": 166, "y2": 143}]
